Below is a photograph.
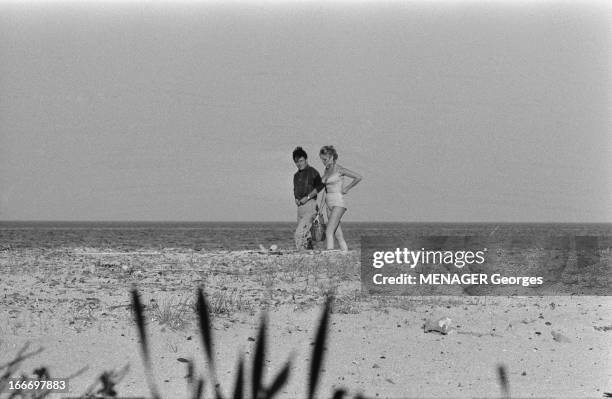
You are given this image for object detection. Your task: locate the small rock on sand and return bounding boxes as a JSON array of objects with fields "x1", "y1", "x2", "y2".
[
  {"x1": 551, "y1": 330, "x2": 571, "y2": 343},
  {"x1": 424, "y1": 317, "x2": 454, "y2": 335}
]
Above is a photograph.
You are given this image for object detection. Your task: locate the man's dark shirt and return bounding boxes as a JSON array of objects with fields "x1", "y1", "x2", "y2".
[{"x1": 294, "y1": 165, "x2": 325, "y2": 201}]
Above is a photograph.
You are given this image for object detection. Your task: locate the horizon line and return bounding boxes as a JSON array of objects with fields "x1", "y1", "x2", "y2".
[{"x1": 1, "y1": 219, "x2": 612, "y2": 225}]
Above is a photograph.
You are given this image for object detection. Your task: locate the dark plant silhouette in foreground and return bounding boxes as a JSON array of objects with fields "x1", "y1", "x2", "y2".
[
  {"x1": 131, "y1": 287, "x2": 330, "y2": 399},
  {"x1": 497, "y1": 364, "x2": 510, "y2": 399},
  {"x1": 0, "y1": 288, "x2": 567, "y2": 398},
  {"x1": 0, "y1": 343, "x2": 87, "y2": 398}
]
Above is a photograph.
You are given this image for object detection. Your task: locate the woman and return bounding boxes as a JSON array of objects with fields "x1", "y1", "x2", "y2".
[{"x1": 319, "y1": 145, "x2": 362, "y2": 251}]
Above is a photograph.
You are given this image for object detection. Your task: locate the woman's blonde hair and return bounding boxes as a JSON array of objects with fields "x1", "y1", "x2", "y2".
[{"x1": 319, "y1": 145, "x2": 338, "y2": 161}]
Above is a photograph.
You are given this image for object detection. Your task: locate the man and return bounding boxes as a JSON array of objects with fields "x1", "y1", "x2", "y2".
[{"x1": 293, "y1": 146, "x2": 325, "y2": 250}]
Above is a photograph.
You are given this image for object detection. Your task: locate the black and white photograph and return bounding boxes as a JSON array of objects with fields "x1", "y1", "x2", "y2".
[{"x1": 1, "y1": 1, "x2": 611, "y2": 398}]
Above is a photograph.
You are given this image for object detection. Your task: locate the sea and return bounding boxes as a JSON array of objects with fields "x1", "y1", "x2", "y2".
[{"x1": 1, "y1": 221, "x2": 611, "y2": 251}]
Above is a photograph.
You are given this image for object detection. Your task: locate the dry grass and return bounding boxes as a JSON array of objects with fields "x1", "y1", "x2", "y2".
[
  {"x1": 331, "y1": 292, "x2": 363, "y2": 314},
  {"x1": 149, "y1": 295, "x2": 193, "y2": 331},
  {"x1": 206, "y1": 289, "x2": 253, "y2": 316}
]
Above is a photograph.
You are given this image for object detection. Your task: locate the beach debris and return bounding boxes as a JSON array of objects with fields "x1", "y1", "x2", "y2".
[
  {"x1": 594, "y1": 325, "x2": 612, "y2": 332},
  {"x1": 257, "y1": 244, "x2": 283, "y2": 255},
  {"x1": 423, "y1": 317, "x2": 454, "y2": 335},
  {"x1": 100, "y1": 260, "x2": 119, "y2": 267},
  {"x1": 177, "y1": 358, "x2": 188, "y2": 363},
  {"x1": 551, "y1": 330, "x2": 571, "y2": 343}
]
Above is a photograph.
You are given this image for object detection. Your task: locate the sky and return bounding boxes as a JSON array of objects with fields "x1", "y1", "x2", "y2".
[{"x1": 1, "y1": 1, "x2": 611, "y2": 222}]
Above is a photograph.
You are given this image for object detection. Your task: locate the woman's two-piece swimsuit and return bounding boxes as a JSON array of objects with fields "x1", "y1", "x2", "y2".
[{"x1": 323, "y1": 169, "x2": 346, "y2": 210}]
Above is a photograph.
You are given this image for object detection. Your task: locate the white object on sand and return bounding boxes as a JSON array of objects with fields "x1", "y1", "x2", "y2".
[{"x1": 424, "y1": 317, "x2": 454, "y2": 335}]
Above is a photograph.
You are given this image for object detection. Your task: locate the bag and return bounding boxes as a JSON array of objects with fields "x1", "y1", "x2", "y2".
[{"x1": 311, "y1": 205, "x2": 326, "y2": 242}]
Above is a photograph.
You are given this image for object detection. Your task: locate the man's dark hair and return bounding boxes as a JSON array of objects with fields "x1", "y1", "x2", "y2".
[{"x1": 293, "y1": 146, "x2": 307, "y2": 161}]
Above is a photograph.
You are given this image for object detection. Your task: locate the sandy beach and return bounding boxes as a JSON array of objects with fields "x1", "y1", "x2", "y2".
[{"x1": 1, "y1": 247, "x2": 611, "y2": 398}]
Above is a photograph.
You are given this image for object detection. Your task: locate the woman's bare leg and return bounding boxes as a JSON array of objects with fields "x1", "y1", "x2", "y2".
[
  {"x1": 334, "y1": 224, "x2": 348, "y2": 252},
  {"x1": 325, "y1": 206, "x2": 346, "y2": 250}
]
